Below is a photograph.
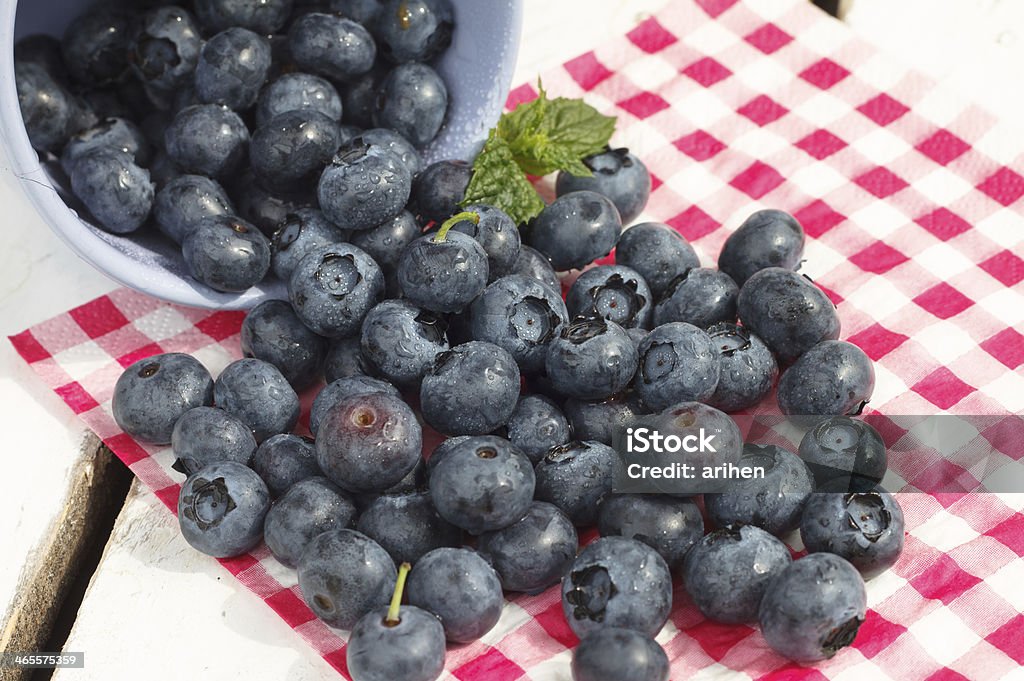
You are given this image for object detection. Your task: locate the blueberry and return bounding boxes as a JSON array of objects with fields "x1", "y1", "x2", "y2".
[
  {"x1": 360, "y1": 300, "x2": 449, "y2": 386},
  {"x1": 270, "y1": 208, "x2": 349, "y2": 281},
  {"x1": 324, "y1": 336, "x2": 377, "y2": 383},
  {"x1": 597, "y1": 494, "x2": 703, "y2": 569},
  {"x1": 633, "y1": 322, "x2": 719, "y2": 411},
  {"x1": 534, "y1": 440, "x2": 618, "y2": 526},
  {"x1": 373, "y1": 63, "x2": 447, "y2": 148},
  {"x1": 469, "y1": 274, "x2": 569, "y2": 374},
  {"x1": 358, "y1": 127, "x2": 423, "y2": 176},
  {"x1": 526, "y1": 191, "x2": 622, "y2": 271},
  {"x1": 706, "y1": 322, "x2": 778, "y2": 413},
  {"x1": 406, "y1": 547, "x2": 502, "y2": 642},
  {"x1": 356, "y1": 491, "x2": 463, "y2": 565},
  {"x1": 409, "y1": 159, "x2": 471, "y2": 224},
  {"x1": 171, "y1": 406, "x2": 258, "y2": 476},
  {"x1": 153, "y1": 174, "x2": 234, "y2": 244},
  {"x1": 329, "y1": 0, "x2": 384, "y2": 24},
  {"x1": 256, "y1": 72, "x2": 342, "y2": 127},
  {"x1": 177, "y1": 461, "x2": 270, "y2": 558},
  {"x1": 315, "y1": 391, "x2": 422, "y2": 493},
  {"x1": 421, "y1": 341, "x2": 521, "y2": 435},
  {"x1": 241, "y1": 300, "x2": 327, "y2": 389},
  {"x1": 311, "y1": 376, "x2": 398, "y2": 436},
  {"x1": 298, "y1": 529, "x2": 397, "y2": 628},
  {"x1": 545, "y1": 318, "x2": 638, "y2": 401},
  {"x1": 615, "y1": 222, "x2": 701, "y2": 299},
  {"x1": 264, "y1": 476, "x2": 356, "y2": 567},
  {"x1": 566, "y1": 265, "x2": 652, "y2": 329},
  {"x1": 16, "y1": 61, "x2": 92, "y2": 152},
  {"x1": 15, "y1": 35, "x2": 67, "y2": 82},
  {"x1": 214, "y1": 358, "x2": 300, "y2": 442},
  {"x1": 374, "y1": 0, "x2": 453, "y2": 63},
  {"x1": 288, "y1": 243, "x2": 385, "y2": 337},
  {"x1": 195, "y1": 0, "x2": 294, "y2": 34},
  {"x1": 129, "y1": 6, "x2": 203, "y2": 93},
  {"x1": 736, "y1": 268, "x2": 840, "y2": 364},
  {"x1": 194, "y1": 28, "x2": 272, "y2": 111},
  {"x1": 70, "y1": 148, "x2": 154, "y2": 235},
  {"x1": 429, "y1": 435, "x2": 535, "y2": 533},
  {"x1": 719, "y1": 209, "x2": 805, "y2": 287},
  {"x1": 318, "y1": 142, "x2": 412, "y2": 231},
  {"x1": 423, "y1": 435, "x2": 471, "y2": 479},
  {"x1": 252, "y1": 433, "x2": 321, "y2": 497},
  {"x1": 289, "y1": 13, "x2": 376, "y2": 81},
  {"x1": 234, "y1": 173, "x2": 315, "y2": 235},
  {"x1": 801, "y1": 488, "x2": 904, "y2": 578},
  {"x1": 562, "y1": 536, "x2": 672, "y2": 639},
  {"x1": 798, "y1": 416, "x2": 887, "y2": 486},
  {"x1": 506, "y1": 395, "x2": 571, "y2": 464},
  {"x1": 758, "y1": 553, "x2": 866, "y2": 661},
  {"x1": 357, "y1": 459, "x2": 428, "y2": 505},
  {"x1": 348, "y1": 597, "x2": 446, "y2": 681},
  {"x1": 182, "y1": 215, "x2": 271, "y2": 292},
  {"x1": 705, "y1": 444, "x2": 815, "y2": 535},
  {"x1": 556, "y1": 148, "x2": 650, "y2": 225},
  {"x1": 251, "y1": 110, "x2": 341, "y2": 188},
  {"x1": 340, "y1": 62, "x2": 387, "y2": 128},
  {"x1": 449, "y1": 205, "x2": 521, "y2": 281},
  {"x1": 477, "y1": 501, "x2": 577, "y2": 594},
  {"x1": 61, "y1": 117, "x2": 151, "y2": 176},
  {"x1": 510, "y1": 244, "x2": 561, "y2": 291},
  {"x1": 654, "y1": 268, "x2": 738, "y2": 329},
  {"x1": 683, "y1": 524, "x2": 792, "y2": 624},
  {"x1": 572, "y1": 628, "x2": 669, "y2": 681},
  {"x1": 563, "y1": 392, "x2": 646, "y2": 446},
  {"x1": 349, "y1": 211, "x2": 421, "y2": 287},
  {"x1": 113, "y1": 353, "x2": 214, "y2": 444},
  {"x1": 165, "y1": 104, "x2": 249, "y2": 178},
  {"x1": 777, "y1": 341, "x2": 875, "y2": 416}
]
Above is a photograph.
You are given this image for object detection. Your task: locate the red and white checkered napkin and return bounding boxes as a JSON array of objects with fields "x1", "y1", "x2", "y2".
[{"x1": 10, "y1": 0, "x2": 1024, "y2": 678}]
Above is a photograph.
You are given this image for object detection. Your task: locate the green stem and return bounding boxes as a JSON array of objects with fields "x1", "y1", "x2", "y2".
[
  {"x1": 386, "y1": 562, "x2": 412, "y2": 625},
  {"x1": 433, "y1": 211, "x2": 479, "y2": 243}
]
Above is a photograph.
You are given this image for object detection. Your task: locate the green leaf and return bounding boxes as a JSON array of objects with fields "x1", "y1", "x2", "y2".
[
  {"x1": 461, "y1": 132, "x2": 546, "y2": 225},
  {"x1": 543, "y1": 96, "x2": 617, "y2": 159}
]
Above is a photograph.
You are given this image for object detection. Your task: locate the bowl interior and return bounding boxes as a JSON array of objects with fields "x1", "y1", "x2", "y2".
[{"x1": 2, "y1": 0, "x2": 522, "y2": 310}]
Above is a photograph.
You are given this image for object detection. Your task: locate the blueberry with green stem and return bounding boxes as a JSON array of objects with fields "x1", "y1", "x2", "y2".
[{"x1": 397, "y1": 211, "x2": 489, "y2": 313}]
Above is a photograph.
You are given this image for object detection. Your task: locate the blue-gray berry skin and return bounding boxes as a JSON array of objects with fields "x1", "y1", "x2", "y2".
[
  {"x1": 374, "y1": 0, "x2": 453, "y2": 63},
  {"x1": 398, "y1": 230, "x2": 489, "y2": 314},
  {"x1": 347, "y1": 605, "x2": 446, "y2": 681},
  {"x1": 129, "y1": 6, "x2": 203, "y2": 93},
  {"x1": 233, "y1": 173, "x2": 315, "y2": 235},
  {"x1": 270, "y1": 208, "x2": 349, "y2": 281},
  {"x1": 707, "y1": 322, "x2": 778, "y2": 413},
  {"x1": 256, "y1": 72, "x2": 342, "y2": 127},
  {"x1": 526, "y1": 191, "x2": 622, "y2": 271},
  {"x1": 324, "y1": 336, "x2": 377, "y2": 383},
  {"x1": 423, "y1": 436, "x2": 471, "y2": 479},
  {"x1": 182, "y1": 215, "x2": 271, "y2": 292},
  {"x1": 69, "y1": 148, "x2": 154, "y2": 235},
  {"x1": 469, "y1": 275, "x2": 569, "y2": 374},
  {"x1": 705, "y1": 444, "x2": 815, "y2": 536},
  {"x1": 171, "y1": 406, "x2": 258, "y2": 476},
  {"x1": 298, "y1": 529, "x2": 397, "y2": 629},
  {"x1": 572, "y1": 628, "x2": 669, "y2": 681},
  {"x1": 15, "y1": 35, "x2": 66, "y2": 82},
  {"x1": 409, "y1": 159, "x2": 471, "y2": 224},
  {"x1": 777, "y1": 341, "x2": 875, "y2": 417},
  {"x1": 349, "y1": 210, "x2": 421, "y2": 285},
  {"x1": 165, "y1": 104, "x2": 250, "y2": 178},
  {"x1": 288, "y1": 244, "x2": 385, "y2": 338},
  {"x1": 251, "y1": 110, "x2": 342, "y2": 188},
  {"x1": 252, "y1": 433, "x2": 321, "y2": 497},
  {"x1": 801, "y1": 489, "x2": 904, "y2": 578},
  {"x1": 719, "y1": 209, "x2": 806, "y2": 287},
  {"x1": 315, "y1": 391, "x2": 422, "y2": 493},
  {"x1": 511, "y1": 244, "x2": 561, "y2": 292},
  {"x1": 562, "y1": 536, "x2": 673, "y2": 639},
  {"x1": 373, "y1": 63, "x2": 448, "y2": 148},
  {"x1": 318, "y1": 142, "x2": 412, "y2": 231},
  {"x1": 358, "y1": 128, "x2": 423, "y2": 177},
  {"x1": 450, "y1": 205, "x2": 521, "y2": 281},
  {"x1": 736, "y1": 268, "x2": 841, "y2": 365},
  {"x1": 798, "y1": 416, "x2": 887, "y2": 486},
  {"x1": 61, "y1": 117, "x2": 151, "y2": 175},
  {"x1": 194, "y1": 28, "x2": 272, "y2": 111},
  {"x1": 148, "y1": 151, "x2": 182, "y2": 191},
  {"x1": 758, "y1": 553, "x2": 867, "y2": 661},
  {"x1": 195, "y1": 0, "x2": 294, "y2": 34},
  {"x1": 154, "y1": 175, "x2": 235, "y2": 244},
  {"x1": 214, "y1": 358, "x2": 300, "y2": 442},
  {"x1": 654, "y1": 268, "x2": 738, "y2": 329},
  {"x1": 545, "y1": 318, "x2": 639, "y2": 401},
  {"x1": 113, "y1": 353, "x2": 214, "y2": 444},
  {"x1": 310, "y1": 376, "x2": 399, "y2": 435},
  {"x1": 567, "y1": 265, "x2": 653, "y2": 330},
  {"x1": 329, "y1": 0, "x2": 384, "y2": 25},
  {"x1": 177, "y1": 461, "x2": 270, "y2": 558},
  {"x1": 535, "y1": 441, "x2": 618, "y2": 527},
  {"x1": 60, "y1": 7, "x2": 131, "y2": 87},
  {"x1": 289, "y1": 13, "x2": 376, "y2": 81},
  {"x1": 556, "y1": 148, "x2": 651, "y2": 225},
  {"x1": 633, "y1": 322, "x2": 719, "y2": 411},
  {"x1": 429, "y1": 435, "x2": 535, "y2": 534},
  {"x1": 356, "y1": 491, "x2": 463, "y2": 565},
  {"x1": 563, "y1": 393, "x2": 646, "y2": 447},
  {"x1": 420, "y1": 341, "x2": 520, "y2": 436},
  {"x1": 477, "y1": 501, "x2": 578, "y2": 594},
  {"x1": 15, "y1": 61, "x2": 92, "y2": 152},
  {"x1": 406, "y1": 547, "x2": 502, "y2": 643},
  {"x1": 506, "y1": 395, "x2": 571, "y2": 464},
  {"x1": 241, "y1": 299, "x2": 327, "y2": 389},
  {"x1": 615, "y1": 222, "x2": 701, "y2": 299},
  {"x1": 264, "y1": 476, "x2": 356, "y2": 567},
  {"x1": 360, "y1": 299, "x2": 449, "y2": 386},
  {"x1": 683, "y1": 524, "x2": 792, "y2": 624},
  {"x1": 340, "y1": 62, "x2": 386, "y2": 128},
  {"x1": 597, "y1": 494, "x2": 704, "y2": 570}
]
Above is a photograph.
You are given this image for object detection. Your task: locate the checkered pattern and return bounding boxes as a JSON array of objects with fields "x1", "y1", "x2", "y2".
[{"x1": 8, "y1": 0, "x2": 1024, "y2": 678}]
